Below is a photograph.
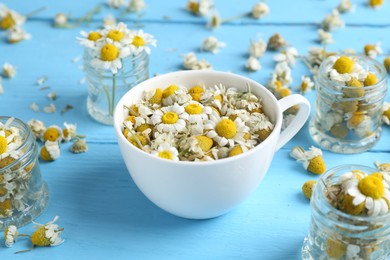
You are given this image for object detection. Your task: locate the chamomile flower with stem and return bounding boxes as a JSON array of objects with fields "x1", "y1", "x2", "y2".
[
  {"x1": 207, "y1": 11, "x2": 250, "y2": 30},
  {"x1": 77, "y1": 30, "x2": 104, "y2": 48},
  {"x1": 151, "y1": 103, "x2": 189, "y2": 134},
  {"x1": 4, "y1": 225, "x2": 30, "y2": 248},
  {"x1": 151, "y1": 143, "x2": 179, "y2": 161},
  {"x1": 186, "y1": 0, "x2": 214, "y2": 17},
  {"x1": 290, "y1": 146, "x2": 327, "y2": 174}
]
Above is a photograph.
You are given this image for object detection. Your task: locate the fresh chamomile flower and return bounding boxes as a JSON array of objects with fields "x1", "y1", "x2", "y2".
[
  {"x1": 128, "y1": 0, "x2": 146, "y2": 13},
  {"x1": 2, "y1": 63, "x2": 16, "y2": 78},
  {"x1": 186, "y1": 0, "x2": 213, "y2": 16},
  {"x1": 53, "y1": 13, "x2": 68, "y2": 27},
  {"x1": 0, "y1": 6, "x2": 26, "y2": 30},
  {"x1": 91, "y1": 39, "x2": 131, "y2": 74},
  {"x1": 290, "y1": 146, "x2": 326, "y2": 174},
  {"x1": 249, "y1": 39, "x2": 267, "y2": 58},
  {"x1": 364, "y1": 42, "x2": 382, "y2": 59},
  {"x1": 300, "y1": 75, "x2": 314, "y2": 94},
  {"x1": 246, "y1": 57, "x2": 261, "y2": 72},
  {"x1": 382, "y1": 102, "x2": 390, "y2": 125},
  {"x1": 42, "y1": 125, "x2": 62, "y2": 142},
  {"x1": 251, "y1": 2, "x2": 269, "y2": 19},
  {"x1": 151, "y1": 132, "x2": 176, "y2": 150},
  {"x1": 108, "y1": 0, "x2": 126, "y2": 9},
  {"x1": 342, "y1": 171, "x2": 390, "y2": 216},
  {"x1": 128, "y1": 30, "x2": 157, "y2": 55},
  {"x1": 317, "y1": 29, "x2": 334, "y2": 45},
  {"x1": 205, "y1": 114, "x2": 249, "y2": 147},
  {"x1": 162, "y1": 85, "x2": 191, "y2": 106},
  {"x1": 267, "y1": 33, "x2": 287, "y2": 51},
  {"x1": 62, "y1": 122, "x2": 77, "y2": 142},
  {"x1": 151, "y1": 103, "x2": 189, "y2": 134},
  {"x1": 151, "y1": 143, "x2": 179, "y2": 161},
  {"x1": 184, "y1": 101, "x2": 213, "y2": 124},
  {"x1": 27, "y1": 119, "x2": 46, "y2": 140},
  {"x1": 321, "y1": 9, "x2": 345, "y2": 32},
  {"x1": 8, "y1": 26, "x2": 31, "y2": 44},
  {"x1": 247, "y1": 112, "x2": 274, "y2": 141},
  {"x1": 201, "y1": 36, "x2": 226, "y2": 54},
  {"x1": 101, "y1": 22, "x2": 131, "y2": 46},
  {"x1": 40, "y1": 141, "x2": 60, "y2": 161},
  {"x1": 273, "y1": 47, "x2": 299, "y2": 67},
  {"x1": 337, "y1": 0, "x2": 354, "y2": 13},
  {"x1": 77, "y1": 30, "x2": 104, "y2": 48},
  {"x1": 70, "y1": 138, "x2": 88, "y2": 154},
  {"x1": 31, "y1": 216, "x2": 64, "y2": 247}
]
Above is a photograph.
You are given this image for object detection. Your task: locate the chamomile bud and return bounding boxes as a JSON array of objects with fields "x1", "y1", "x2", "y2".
[
  {"x1": 290, "y1": 146, "x2": 326, "y2": 174},
  {"x1": 302, "y1": 180, "x2": 317, "y2": 200}
]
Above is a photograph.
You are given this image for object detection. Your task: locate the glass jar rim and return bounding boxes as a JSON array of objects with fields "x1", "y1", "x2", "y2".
[{"x1": 317, "y1": 54, "x2": 387, "y2": 91}]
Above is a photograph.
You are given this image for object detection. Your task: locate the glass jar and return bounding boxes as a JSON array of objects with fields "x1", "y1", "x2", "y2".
[
  {"x1": 0, "y1": 117, "x2": 49, "y2": 230},
  {"x1": 84, "y1": 49, "x2": 149, "y2": 125},
  {"x1": 302, "y1": 165, "x2": 390, "y2": 260},
  {"x1": 309, "y1": 55, "x2": 387, "y2": 153}
]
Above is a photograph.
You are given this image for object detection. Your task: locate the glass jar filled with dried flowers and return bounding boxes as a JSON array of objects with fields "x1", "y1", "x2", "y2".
[
  {"x1": 309, "y1": 55, "x2": 387, "y2": 153},
  {"x1": 302, "y1": 165, "x2": 390, "y2": 260},
  {"x1": 0, "y1": 117, "x2": 49, "y2": 230},
  {"x1": 78, "y1": 22, "x2": 156, "y2": 125}
]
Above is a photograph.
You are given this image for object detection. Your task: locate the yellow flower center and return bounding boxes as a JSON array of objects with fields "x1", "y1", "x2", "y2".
[
  {"x1": 257, "y1": 129, "x2": 272, "y2": 141},
  {"x1": 40, "y1": 146, "x2": 53, "y2": 161},
  {"x1": 215, "y1": 119, "x2": 236, "y2": 139},
  {"x1": 87, "y1": 32, "x2": 102, "y2": 41},
  {"x1": 229, "y1": 145, "x2": 243, "y2": 157},
  {"x1": 370, "y1": 172, "x2": 384, "y2": 181},
  {"x1": 132, "y1": 35, "x2": 145, "y2": 47},
  {"x1": 189, "y1": 86, "x2": 204, "y2": 102},
  {"x1": 162, "y1": 112, "x2": 179, "y2": 124},
  {"x1": 347, "y1": 78, "x2": 363, "y2": 87},
  {"x1": 0, "y1": 13, "x2": 15, "y2": 30},
  {"x1": 364, "y1": 73, "x2": 377, "y2": 86},
  {"x1": 302, "y1": 180, "x2": 317, "y2": 200},
  {"x1": 214, "y1": 94, "x2": 223, "y2": 103},
  {"x1": 185, "y1": 104, "x2": 203, "y2": 115},
  {"x1": 364, "y1": 44, "x2": 375, "y2": 56},
  {"x1": 301, "y1": 82, "x2": 308, "y2": 92},
  {"x1": 0, "y1": 136, "x2": 7, "y2": 154},
  {"x1": 187, "y1": 2, "x2": 200, "y2": 14},
  {"x1": 358, "y1": 175, "x2": 385, "y2": 199},
  {"x1": 307, "y1": 156, "x2": 326, "y2": 174},
  {"x1": 127, "y1": 133, "x2": 148, "y2": 148},
  {"x1": 135, "y1": 123, "x2": 152, "y2": 133},
  {"x1": 149, "y1": 88, "x2": 163, "y2": 105},
  {"x1": 195, "y1": 136, "x2": 213, "y2": 152},
  {"x1": 107, "y1": 30, "x2": 124, "y2": 42},
  {"x1": 158, "y1": 151, "x2": 173, "y2": 160},
  {"x1": 31, "y1": 226, "x2": 51, "y2": 246},
  {"x1": 0, "y1": 199, "x2": 11, "y2": 216},
  {"x1": 63, "y1": 129, "x2": 69, "y2": 138},
  {"x1": 274, "y1": 80, "x2": 282, "y2": 90},
  {"x1": 333, "y1": 56, "x2": 354, "y2": 74},
  {"x1": 278, "y1": 87, "x2": 291, "y2": 98},
  {"x1": 100, "y1": 44, "x2": 119, "y2": 61},
  {"x1": 162, "y1": 85, "x2": 178, "y2": 98},
  {"x1": 369, "y1": 0, "x2": 383, "y2": 7},
  {"x1": 43, "y1": 127, "x2": 60, "y2": 142},
  {"x1": 129, "y1": 104, "x2": 139, "y2": 116},
  {"x1": 0, "y1": 157, "x2": 15, "y2": 169},
  {"x1": 384, "y1": 57, "x2": 390, "y2": 71}
]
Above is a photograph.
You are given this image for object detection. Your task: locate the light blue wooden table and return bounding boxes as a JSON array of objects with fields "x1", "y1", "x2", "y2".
[{"x1": 1, "y1": 0, "x2": 389, "y2": 259}]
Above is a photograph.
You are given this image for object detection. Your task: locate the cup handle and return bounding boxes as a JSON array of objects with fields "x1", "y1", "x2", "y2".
[{"x1": 275, "y1": 94, "x2": 311, "y2": 151}]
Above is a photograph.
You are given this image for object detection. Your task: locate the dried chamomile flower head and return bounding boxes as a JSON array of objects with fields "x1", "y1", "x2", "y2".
[
  {"x1": 246, "y1": 57, "x2": 261, "y2": 72},
  {"x1": 42, "y1": 125, "x2": 63, "y2": 142},
  {"x1": 70, "y1": 138, "x2": 88, "y2": 154},
  {"x1": 364, "y1": 42, "x2": 382, "y2": 59},
  {"x1": 384, "y1": 57, "x2": 390, "y2": 72},
  {"x1": 368, "y1": 0, "x2": 384, "y2": 8},
  {"x1": 332, "y1": 55, "x2": 354, "y2": 74},
  {"x1": 326, "y1": 238, "x2": 346, "y2": 259},
  {"x1": 337, "y1": 0, "x2": 354, "y2": 13},
  {"x1": 62, "y1": 122, "x2": 78, "y2": 142},
  {"x1": 128, "y1": 0, "x2": 146, "y2": 13},
  {"x1": 53, "y1": 13, "x2": 68, "y2": 27},
  {"x1": 300, "y1": 75, "x2": 314, "y2": 94},
  {"x1": 302, "y1": 180, "x2": 317, "y2": 200},
  {"x1": 274, "y1": 47, "x2": 299, "y2": 67},
  {"x1": 382, "y1": 102, "x2": 390, "y2": 125},
  {"x1": 0, "y1": 5, "x2": 26, "y2": 30},
  {"x1": 317, "y1": 29, "x2": 334, "y2": 45},
  {"x1": 4, "y1": 225, "x2": 18, "y2": 247},
  {"x1": 151, "y1": 143, "x2": 179, "y2": 161},
  {"x1": 27, "y1": 119, "x2": 46, "y2": 140},
  {"x1": 375, "y1": 161, "x2": 390, "y2": 172},
  {"x1": 321, "y1": 9, "x2": 344, "y2": 32},
  {"x1": 182, "y1": 52, "x2": 212, "y2": 70},
  {"x1": 201, "y1": 36, "x2": 226, "y2": 54},
  {"x1": 108, "y1": 0, "x2": 126, "y2": 9},
  {"x1": 267, "y1": 33, "x2": 287, "y2": 51},
  {"x1": 207, "y1": 13, "x2": 222, "y2": 29},
  {"x1": 249, "y1": 39, "x2": 267, "y2": 58},
  {"x1": 40, "y1": 141, "x2": 60, "y2": 161},
  {"x1": 251, "y1": 2, "x2": 270, "y2": 19},
  {"x1": 290, "y1": 146, "x2": 326, "y2": 174},
  {"x1": 43, "y1": 104, "x2": 56, "y2": 113},
  {"x1": 186, "y1": 0, "x2": 213, "y2": 17},
  {"x1": 103, "y1": 14, "x2": 116, "y2": 27},
  {"x1": 2, "y1": 63, "x2": 16, "y2": 78},
  {"x1": 8, "y1": 26, "x2": 31, "y2": 44}
]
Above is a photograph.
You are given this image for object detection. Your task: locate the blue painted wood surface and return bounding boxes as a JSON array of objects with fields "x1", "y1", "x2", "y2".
[{"x1": 0, "y1": 0, "x2": 389, "y2": 259}]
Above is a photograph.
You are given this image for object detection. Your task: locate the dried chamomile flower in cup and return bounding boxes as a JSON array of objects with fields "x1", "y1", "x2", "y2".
[
  {"x1": 70, "y1": 138, "x2": 88, "y2": 154},
  {"x1": 302, "y1": 180, "x2": 317, "y2": 200},
  {"x1": 40, "y1": 141, "x2": 60, "y2": 161},
  {"x1": 290, "y1": 146, "x2": 326, "y2": 174}
]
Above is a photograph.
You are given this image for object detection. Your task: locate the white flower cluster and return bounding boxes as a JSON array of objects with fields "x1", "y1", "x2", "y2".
[
  {"x1": 121, "y1": 83, "x2": 274, "y2": 161},
  {"x1": 0, "y1": 4, "x2": 31, "y2": 43},
  {"x1": 78, "y1": 22, "x2": 156, "y2": 74}
]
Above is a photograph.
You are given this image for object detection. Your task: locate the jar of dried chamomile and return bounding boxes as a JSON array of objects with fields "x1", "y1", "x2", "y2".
[
  {"x1": 309, "y1": 55, "x2": 387, "y2": 153},
  {"x1": 0, "y1": 117, "x2": 48, "y2": 230}
]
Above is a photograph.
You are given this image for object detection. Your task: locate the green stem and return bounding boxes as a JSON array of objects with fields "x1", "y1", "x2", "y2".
[
  {"x1": 25, "y1": 7, "x2": 47, "y2": 18},
  {"x1": 102, "y1": 85, "x2": 112, "y2": 117},
  {"x1": 111, "y1": 74, "x2": 116, "y2": 117}
]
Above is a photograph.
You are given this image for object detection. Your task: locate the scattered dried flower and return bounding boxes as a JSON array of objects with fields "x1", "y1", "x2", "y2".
[
  {"x1": 290, "y1": 146, "x2": 326, "y2": 174},
  {"x1": 364, "y1": 42, "x2": 382, "y2": 59},
  {"x1": 201, "y1": 36, "x2": 226, "y2": 54},
  {"x1": 302, "y1": 180, "x2": 317, "y2": 200},
  {"x1": 27, "y1": 119, "x2": 46, "y2": 140},
  {"x1": 337, "y1": 0, "x2": 354, "y2": 13},
  {"x1": 300, "y1": 75, "x2": 314, "y2": 94},
  {"x1": 186, "y1": 0, "x2": 213, "y2": 16},
  {"x1": 47, "y1": 92, "x2": 57, "y2": 101},
  {"x1": 70, "y1": 138, "x2": 88, "y2": 153},
  {"x1": 249, "y1": 39, "x2": 267, "y2": 58},
  {"x1": 321, "y1": 9, "x2": 344, "y2": 32},
  {"x1": 368, "y1": 0, "x2": 384, "y2": 8},
  {"x1": 246, "y1": 57, "x2": 261, "y2": 71},
  {"x1": 53, "y1": 13, "x2": 68, "y2": 27},
  {"x1": 2, "y1": 63, "x2": 16, "y2": 78},
  {"x1": 8, "y1": 26, "x2": 31, "y2": 43},
  {"x1": 30, "y1": 103, "x2": 40, "y2": 113},
  {"x1": 61, "y1": 104, "x2": 74, "y2": 115},
  {"x1": 0, "y1": 4, "x2": 26, "y2": 30},
  {"x1": 103, "y1": 14, "x2": 116, "y2": 27},
  {"x1": 108, "y1": 0, "x2": 126, "y2": 9},
  {"x1": 274, "y1": 47, "x2": 299, "y2": 67},
  {"x1": 251, "y1": 2, "x2": 270, "y2": 19},
  {"x1": 128, "y1": 0, "x2": 146, "y2": 13},
  {"x1": 0, "y1": 77, "x2": 3, "y2": 95},
  {"x1": 207, "y1": 13, "x2": 222, "y2": 29},
  {"x1": 182, "y1": 52, "x2": 212, "y2": 70},
  {"x1": 4, "y1": 225, "x2": 24, "y2": 248},
  {"x1": 62, "y1": 122, "x2": 78, "y2": 142},
  {"x1": 29, "y1": 216, "x2": 64, "y2": 248},
  {"x1": 43, "y1": 104, "x2": 56, "y2": 113},
  {"x1": 40, "y1": 141, "x2": 60, "y2": 161},
  {"x1": 375, "y1": 161, "x2": 390, "y2": 172},
  {"x1": 267, "y1": 33, "x2": 287, "y2": 51},
  {"x1": 317, "y1": 29, "x2": 334, "y2": 45},
  {"x1": 36, "y1": 76, "x2": 48, "y2": 85},
  {"x1": 384, "y1": 57, "x2": 390, "y2": 72},
  {"x1": 42, "y1": 125, "x2": 63, "y2": 142}
]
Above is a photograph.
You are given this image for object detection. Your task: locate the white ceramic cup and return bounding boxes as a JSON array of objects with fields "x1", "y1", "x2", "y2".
[{"x1": 114, "y1": 70, "x2": 310, "y2": 219}]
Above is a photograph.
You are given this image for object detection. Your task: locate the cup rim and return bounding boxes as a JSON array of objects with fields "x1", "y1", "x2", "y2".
[{"x1": 114, "y1": 70, "x2": 283, "y2": 166}]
